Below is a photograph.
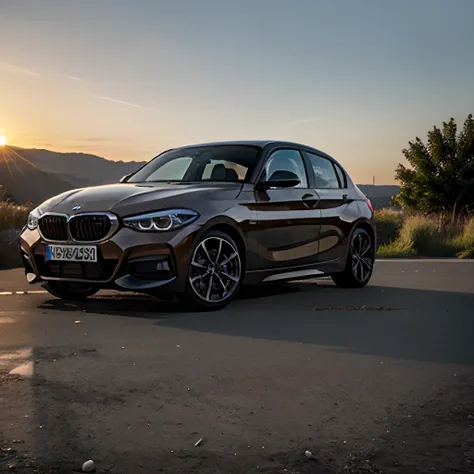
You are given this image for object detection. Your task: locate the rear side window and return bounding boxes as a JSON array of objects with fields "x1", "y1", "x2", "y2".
[
  {"x1": 306, "y1": 152, "x2": 340, "y2": 189},
  {"x1": 334, "y1": 162, "x2": 347, "y2": 188}
]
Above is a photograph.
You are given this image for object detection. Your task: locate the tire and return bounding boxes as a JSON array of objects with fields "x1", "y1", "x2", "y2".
[
  {"x1": 331, "y1": 227, "x2": 374, "y2": 288},
  {"x1": 43, "y1": 281, "x2": 99, "y2": 300},
  {"x1": 178, "y1": 230, "x2": 243, "y2": 310}
]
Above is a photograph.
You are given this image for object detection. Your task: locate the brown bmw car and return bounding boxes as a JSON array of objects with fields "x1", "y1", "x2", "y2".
[{"x1": 20, "y1": 141, "x2": 376, "y2": 309}]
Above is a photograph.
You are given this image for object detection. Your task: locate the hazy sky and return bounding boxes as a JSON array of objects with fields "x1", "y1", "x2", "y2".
[{"x1": 1, "y1": 0, "x2": 473, "y2": 184}]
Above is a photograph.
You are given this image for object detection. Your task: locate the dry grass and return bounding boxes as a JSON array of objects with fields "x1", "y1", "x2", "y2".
[
  {"x1": 374, "y1": 209, "x2": 405, "y2": 246},
  {"x1": 376, "y1": 211, "x2": 474, "y2": 259},
  {"x1": 454, "y1": 218, "x2": 474, "y2": 259},
  {"x1": 0, "y1": 201, "x2": 30, "y2": 232}
]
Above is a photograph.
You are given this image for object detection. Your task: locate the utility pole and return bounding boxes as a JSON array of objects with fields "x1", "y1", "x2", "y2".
[{"x1": 372, "y1": 175, "x2": 375, "y2": 186}]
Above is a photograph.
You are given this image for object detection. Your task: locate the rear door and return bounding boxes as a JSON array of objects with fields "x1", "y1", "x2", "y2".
[
  {"x1": 253, "y1": 148, "x2": 321, "y2": 271},
  {"x1": 302, "y1": 151, "x2": 354, "y2": 263}
]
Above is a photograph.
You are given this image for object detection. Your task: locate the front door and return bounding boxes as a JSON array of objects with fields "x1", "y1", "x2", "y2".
[{"x1": 253, "y1": 149, "x2": 322, "y2": 271}]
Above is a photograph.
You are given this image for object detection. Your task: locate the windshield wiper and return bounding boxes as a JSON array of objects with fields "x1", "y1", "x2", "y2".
[{"x1": 145, "y1": 180, "x2": 184, "y2": 183}]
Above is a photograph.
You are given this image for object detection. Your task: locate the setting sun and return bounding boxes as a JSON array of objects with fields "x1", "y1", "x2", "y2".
[{"x1": 0, "y1": 136, "x2": 6, "y2": 146}]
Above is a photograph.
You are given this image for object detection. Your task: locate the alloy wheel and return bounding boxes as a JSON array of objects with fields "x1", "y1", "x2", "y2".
[
  {"x1": 350, "y1": 231, "x2": 373, "y2": 283},
  {"x1": 189, "y1": 236, "x2": 241, "y2": 303}
]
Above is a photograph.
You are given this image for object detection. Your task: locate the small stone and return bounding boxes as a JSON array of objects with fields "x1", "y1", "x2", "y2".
[
  {"x1": 304, "y1": 450, "x2": 315, "y2": 460},
  {"x1": 8, "y1": 463, "x2": 16, "y2": 471},
  {"x1": 468, "y1": 414, "x2": 474, "y2": 420},
  {"x1": 82, "y1": 460, "x2": 96, "y2": 472},
  {"x1": 74, "y1": 320, "x2": 81, "y2": 324}
]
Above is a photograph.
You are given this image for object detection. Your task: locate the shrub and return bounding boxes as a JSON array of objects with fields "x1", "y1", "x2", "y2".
[
  {"x1": 0, "y1": 202, "x2": 30, "y2": 231},
  {"x1": 375, "y1": 213, "x2": 469, "y2": 258},
  {"x1": 0, "y1": 202, "x2": 30, "y2": 269},
  {"x1": 374, "y1": 209, "x2": 405, "y2": 246},
  {"x1": 400, "y1": 215, "x2": 459, "y2": 257},
  {"x1": 455, "y1": 218, "x2": 474, "y2": 259}
]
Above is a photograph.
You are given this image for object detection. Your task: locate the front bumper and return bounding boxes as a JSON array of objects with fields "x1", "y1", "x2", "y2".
[{"x1": 20, "y1": 224, "x2": 200, "y2": 293}]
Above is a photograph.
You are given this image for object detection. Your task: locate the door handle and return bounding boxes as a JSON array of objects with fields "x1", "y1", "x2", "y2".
[
  {"x1": 342, "y1": 194, "x2": 349, "y2": 202},
  {"x1": 302, "y1": 193, "x2": 318, "y2": 208}
]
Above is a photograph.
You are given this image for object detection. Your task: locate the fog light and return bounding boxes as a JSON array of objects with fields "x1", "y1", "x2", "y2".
[{"x1": 129, "y1": 257, "x2": 173, "y2": 280}]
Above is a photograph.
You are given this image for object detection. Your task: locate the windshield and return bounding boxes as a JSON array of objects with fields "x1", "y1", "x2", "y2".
[{"x1": 128, "y1": 145, "x2": 262, "y2": 183}]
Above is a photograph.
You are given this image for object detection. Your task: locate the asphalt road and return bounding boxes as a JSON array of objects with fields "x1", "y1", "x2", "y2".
[{"x1": 1, "y1": 261, "x2": 474, "y2": 474}]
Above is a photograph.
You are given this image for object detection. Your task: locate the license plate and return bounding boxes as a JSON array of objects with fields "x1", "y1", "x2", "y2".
[{"x1": 45, "y1": 245, "x2": 98, "y2": 262}]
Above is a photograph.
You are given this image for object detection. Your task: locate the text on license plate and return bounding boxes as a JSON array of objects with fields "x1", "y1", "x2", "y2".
[{"x1": 46, "y1": 245, "x2": 98, "y2": 262}]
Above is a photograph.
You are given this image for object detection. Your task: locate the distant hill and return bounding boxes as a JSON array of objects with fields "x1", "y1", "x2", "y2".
[
  {"x1": 0, "y1": 147, "x2": 74, "y2": 204},
  {"x1": 357, "y1": 185, "x2": 400, "y2": 209},
  {"x1": 10, "y1": 146, "x2": 146, "y2": 188}
]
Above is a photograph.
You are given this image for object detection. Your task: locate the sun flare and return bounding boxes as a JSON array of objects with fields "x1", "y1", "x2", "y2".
[{"x1": 0, "y1": 136, "x2": 6, "y2": 146}]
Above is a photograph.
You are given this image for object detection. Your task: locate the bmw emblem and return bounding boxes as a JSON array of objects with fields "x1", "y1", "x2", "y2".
[{"x1": 72, "y1": 205, "x2": 82, "y2": 211}]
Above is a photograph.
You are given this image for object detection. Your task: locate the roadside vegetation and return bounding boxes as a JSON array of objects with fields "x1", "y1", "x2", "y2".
[
  {"x1": 375, "y1": 210, "x2": 474, "y2": 258},
  {"x1": 0, "y1": 199, "x2": 30, "y2": 269},
  {"x1": 0, "y1": 200, "x2": 30, "y2": 232},
  {"x1": 377, "y1": 113, "x2": 474, "y2": 259}
]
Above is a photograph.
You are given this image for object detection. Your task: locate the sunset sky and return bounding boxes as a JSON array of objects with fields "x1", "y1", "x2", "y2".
[{"x1": 1, "y1": 0, "x2": 473, "y2": 184}]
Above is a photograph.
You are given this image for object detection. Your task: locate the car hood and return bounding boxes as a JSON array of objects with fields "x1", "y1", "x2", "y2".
[{"x1": 46, "y1": 182, "x2": 243, "y2": 216}]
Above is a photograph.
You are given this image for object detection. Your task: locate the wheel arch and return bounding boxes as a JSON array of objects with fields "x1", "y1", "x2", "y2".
[
  {"x1": 196, "y1": 217, "x2": 247, "y2": 269},
  {"x1": 353, "y1": 218, "x2": 377, "y2": 249},
  {"x1": 342, "y1": 218, "x2": 376, "y2": 262}
]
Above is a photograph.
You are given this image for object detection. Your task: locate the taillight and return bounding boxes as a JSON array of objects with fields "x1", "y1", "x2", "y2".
[{"x1": 367, "y1": 199, "x2": 374, "y2": 212}]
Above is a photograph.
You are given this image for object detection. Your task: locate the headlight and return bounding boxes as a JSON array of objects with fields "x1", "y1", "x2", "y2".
[
  {"x1": 27, "y1": 208, "x2": 41, "y2": 230},
  {"x1": 123, "y1": 209, "x2": 199, "y2": 232}
]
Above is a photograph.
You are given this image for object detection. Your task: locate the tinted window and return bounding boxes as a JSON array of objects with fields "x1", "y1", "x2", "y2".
[
  {"x1": 203, "y1": 160, "x2": 247, "y2": 181},
  {"x1": 334, "y1": 162, "x2": 347, "y2": 188},
  {"x1": 129, "y1": 145, "x2": 261, "y2": 183},
  {"x1": 306, "y1": 153, "x2": 340, "y2": 189},
  {"x1": 261, "y1": 149, "x2": 308, "y2": 188}
]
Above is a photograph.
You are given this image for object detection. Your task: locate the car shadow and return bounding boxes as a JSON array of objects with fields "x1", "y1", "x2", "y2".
[
  {"x1": 37, "y1": 283, "x2": 297, "y2": 318},
  {"x1": 38, "y1": 281, "x2": 474, "y2": 365}
]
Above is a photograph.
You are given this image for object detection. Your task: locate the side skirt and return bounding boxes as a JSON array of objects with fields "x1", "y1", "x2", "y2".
[{"x1": 243, "y1": 257, "x2": 346, "y2": 285}]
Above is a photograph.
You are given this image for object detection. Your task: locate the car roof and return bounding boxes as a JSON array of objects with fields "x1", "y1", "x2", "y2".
[{"x1": 172, "y1": 140, "x2": 334, "y2": 160}]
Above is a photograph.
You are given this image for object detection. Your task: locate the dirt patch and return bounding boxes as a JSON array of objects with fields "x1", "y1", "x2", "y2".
[
  {"x1": 313, "y1": 305, "x2": 402, "y2": 311},
  {"x1": 343, "y1": 373, "x2": 474, "y2": 473}
]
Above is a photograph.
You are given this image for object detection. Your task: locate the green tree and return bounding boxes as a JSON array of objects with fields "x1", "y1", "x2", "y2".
[{"x1": 395, "y1": 114, "x2": 474, "y2": 217}]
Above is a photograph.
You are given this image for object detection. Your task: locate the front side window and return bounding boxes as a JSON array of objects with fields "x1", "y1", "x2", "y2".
[
  {"x1": 128, "y1": 145, "x2": 261, "y2": 183},
  {"x1": 306, "y1": 152, "x2": 340, "y2": 189},
  {"x1": 261, "y1": 149, "x2": 308, "y2": 188},
  {"x1": 202, "y1": 160, "x2": 247, "y2": 181}
]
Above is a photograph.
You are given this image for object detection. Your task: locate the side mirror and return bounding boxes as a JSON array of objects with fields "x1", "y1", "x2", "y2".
[
  {"x1": 256, "y1": 170, "x2": 300, "y2": 190},
  {"x1": 120, "y1": 174, "x2": 132, "y2": 183}
]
